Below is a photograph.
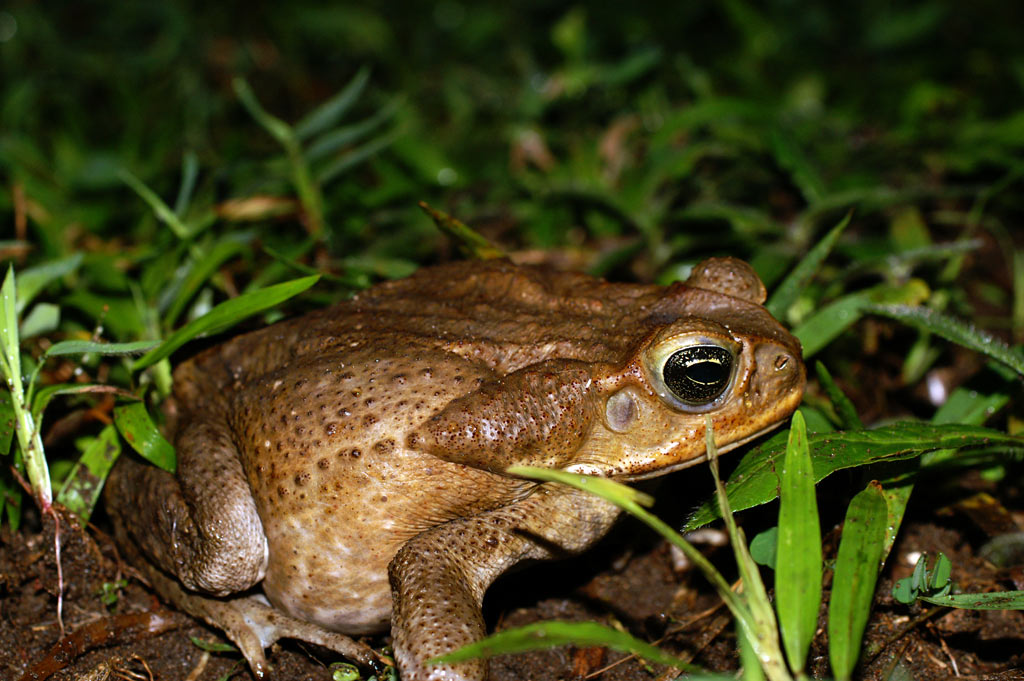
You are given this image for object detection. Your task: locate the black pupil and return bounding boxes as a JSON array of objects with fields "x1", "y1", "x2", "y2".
[{"x1": 663, "y1": 345, "x2": 733, "y2": 405}]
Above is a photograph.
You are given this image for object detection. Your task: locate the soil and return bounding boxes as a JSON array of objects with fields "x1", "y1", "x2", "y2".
[{"x1": 3, "y1": 468, "x2": 1024, "y2": 681}]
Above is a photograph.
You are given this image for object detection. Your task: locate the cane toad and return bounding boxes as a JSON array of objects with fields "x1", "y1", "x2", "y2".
[{"x1": 107, "y1": 257, "x2": 805, "y2": 680}]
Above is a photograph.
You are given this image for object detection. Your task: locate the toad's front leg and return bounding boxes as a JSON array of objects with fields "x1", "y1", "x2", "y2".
[{"x1": 388, "y1": 483, "x2": 619, "y2": 681}]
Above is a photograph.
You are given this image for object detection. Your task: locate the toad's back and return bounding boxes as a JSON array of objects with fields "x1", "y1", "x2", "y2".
[{"x1": 176, "y1": 259, "x2": 683, "y2": 397}]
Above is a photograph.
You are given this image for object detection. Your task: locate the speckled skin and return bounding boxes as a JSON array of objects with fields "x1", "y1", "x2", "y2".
[{"x1": 106, "y1": 257, "x2": 805, "y2": 681}]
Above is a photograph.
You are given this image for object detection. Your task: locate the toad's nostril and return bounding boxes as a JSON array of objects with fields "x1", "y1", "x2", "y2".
[{"x1": 774, "y1": 354, "x2": 790, "y2": 371}]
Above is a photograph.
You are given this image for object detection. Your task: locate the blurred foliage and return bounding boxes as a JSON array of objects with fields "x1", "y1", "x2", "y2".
[{"x1": 0, "y1": 1, "x2": 1022, "y2": 520}]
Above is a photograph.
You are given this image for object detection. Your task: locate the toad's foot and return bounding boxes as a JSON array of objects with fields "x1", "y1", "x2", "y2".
[{"x1": 139, "y1": 559, "x2": 379, "y2": 678}]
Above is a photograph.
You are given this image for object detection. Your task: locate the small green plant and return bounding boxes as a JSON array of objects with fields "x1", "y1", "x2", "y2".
[
  {"x1": 97, "y1": 579, "x2": 128, "y2": 609},
  {"x1": 893, "y1": 553, "x2": 1024, "y2": 610},
  {"x1": 0, "y1": 255, "x2": 320, "y2": 526},
  {"x1": 232, "y1": 68, "x2": 399, "y2": 238}
]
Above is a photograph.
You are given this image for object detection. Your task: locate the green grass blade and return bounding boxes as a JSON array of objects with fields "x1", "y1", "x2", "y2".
[
  {"x1": 316, "y1": 130, "x2": 399, "y2": 185},
  {"x1": 113, "y1": 402, "x2": 176, "y2": 473},
  {"x1": 432, "y1": 620, "x2": 700, "y2": 672},
  {"x1": 173, "y1": 150, "x2": 200, "y2": 217},
  {"x1": 827, "y1": 482, "x2": 887, "y2": 681},
  {"x1": 794, "y1": 280, "x2": 929, "y2": 358},
  {"x1": 0, "y1": 471, "x2": 20, "y2": 528},
  {"x1": 0, "y1": 390, "x2": 14, "y2": 457},
  {"x1": 56, "y1": 424, "x2": 121, "y2": 525},
  {"x1": 684, "y1": 422, "x2": 1024, "y2": 531},
  {"x1": 295, "y1": 66, "x2": 370, "y2": 141},
  {"x1": 233, "y1": 77, "x2": 293, "y2": 145},
  {"x1": 20, "y1": 303, "x2": 60, "y2": 339},
  {"x1": 814, "y1": 361, "x2": 863, "y2": 429},
  {"x1": 118, "y1": 169, "x2": 190, "y2": 240},
  {"x1": 0, "y1": 267, "x2": 51, "y2": 507},
  {"x1": 705, "y1": 420, "x2": 788, "y2": 681},
  {"x1": 766, "y1": 212, "x2": 850, "y2": 320},
  {"x1": 509, "y1": 466, "x2": 747, "y2": 620},
  {"x1": 775, "y1": 411, "x2": 822, "y2": 676},
  {"x1": 867, "y1": 304, "x2": 1024, "y2": 376},
  {"x1": 30, "y1": 384, "x2": 130, "y2": 424},
  {"x1": 14, "y1": 254, "x2": 83, "y2": 315},
  {"x1": 305, "y1": 99, "x2": 401, "y2": 163},
  {"x1": 43, "y1": 339, "x2": 161, "y2": 358},
  {"x1": 768, "y1": 128, "x2": 826, "y2": 205},
  {"x1": 163, "y1": 236, "x2": 248, "y2": 326},
  {"x1": 233, "y1": 78, "x2": 325, "y2": 236},
  {"x1": 1, "y1": 266, "x2": 20, "y2": 381},
  {"x1": 738, "y1": 621, "x2": 767, "y2": 681},
  {"x1": 932, "y1": 386, "x2": 1009, "y2": 427},
  {"x1": 133, "y1": 274, "x2": 319, "y2": 371}
]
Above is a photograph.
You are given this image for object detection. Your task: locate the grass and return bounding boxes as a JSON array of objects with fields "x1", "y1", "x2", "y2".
[{"x1": 1, "y1": 1, "x2": 1023, "y2": 678}]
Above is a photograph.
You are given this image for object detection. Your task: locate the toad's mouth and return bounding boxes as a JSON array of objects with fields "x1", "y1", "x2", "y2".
[{"x1": 565, "y1": 417, "x2": 790, "y2": 482}]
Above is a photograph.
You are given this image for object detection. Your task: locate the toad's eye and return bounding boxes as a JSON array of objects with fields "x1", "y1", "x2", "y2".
[{"x1": 662, "y1": 345, "x2": 734, "y2": 405}]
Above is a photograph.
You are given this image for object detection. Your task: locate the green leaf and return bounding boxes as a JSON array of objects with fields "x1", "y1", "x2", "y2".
[
  {"x1": 15, "y1": 254, "x2": 83, "y2": 314},
  {"x1": 705, "y1": 422, "x2": 787, "y2": 681},
  {"x1": 775, "y1": 411, "x2": 821, "y2": 676},
  {"x1": 828, "y1": 482, "x2": 888, "y2": 681},
  {"x1": 56, "y1": 424, "x2": 121, "y2": 524},
  {"x1": 1, "y1": 266, "x2": 20, "y2": 382},
  {"x1": 432, "y1": 620, "x2": 699, "y2": 672},
  {"x1": 508, "y1": 466, "x2": 655, "y2": 508},
  {"x1": 173, "y1": 150, "x2": 200, "y2": 217},
  {"x1": 737, "y1": 621, "x2": 767, "y2": 681},
  {"x1": 749, "y1": 527, "x2": 777, "y2": 568},
  {"x1": 0, "y1": 266, "x2": 52, "y2": 506},
  {"x1": 919, "y1": 590, "x2": 1024, "y2": 610},
  {"x1": 233, "y1": 77, "x2": 293, "y2": 145},
  {"x1": 684, "y1": 422, "x2": 1024, "y2": 531},
  {"x1": 63, "y1": 290, "x2": 145, "y2": 340},
  {"x1": 766, "y1": 212, "x2": 850, "y2": 320},
  {"x1": 119, "y1": 169, "x2": 190, "y2": 239},
  {"x1": 295, "y1": 66, "x2": 370, "y2": 141},
  {"x1": 133, "y1": 275, "x2": 319, "y2": 372},
  {"x1": 867, "y1": 304, "x2": 1024, "y2": 376},
  {"x1": 0, "y1": 471, "x2": 21, "y2": 530},
  {"x1": 794, "y1": 280, "x2": 930, "y2": 357},
  {"x1": 305, "y1": 99, "x2": 401, "y2": 163},
  {"x1": 31, "y1": 384, "x2": 130, "y2": 424},
  {"x1": 769, "y1": 128, "x2": 826, "y2": 204},
  {"x1": 932, "y1": 387, "x2": 1008, "y2": 427},
  {"x1": 44, "y1": 339, "x2": 161, "y2": 358},
  {"x1": 510, "y1": 465, "x2": 745, "y2": 622},
  {"x1": 164, "y1": 236, "x2": 248, "y2": 326},
  {"x1": 0, "y1": 390, "x2": 14, "y2": 456},
  {"x1": 316, "y1": 130, "x2": 399, "y2": 185},
  {"x1": 932, "y1": 553, "x2": 952, "y2": 589},
  {"x1": 892, "y1": 575, "x2": 916, "y2": 604},
  {"x1": 19, "y1": 303, "x2": 60, "y2": 339},
  {"x1": 815, "y1": 361, "x2": 863, "y2": 430},
  {"x1": 113, "y1": 402, "x2": 176, "y2": 473}
]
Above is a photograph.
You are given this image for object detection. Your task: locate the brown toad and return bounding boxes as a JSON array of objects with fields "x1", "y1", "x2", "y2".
[{"x1": 106, "y1": 257, "x2": 805, "y2": 680}]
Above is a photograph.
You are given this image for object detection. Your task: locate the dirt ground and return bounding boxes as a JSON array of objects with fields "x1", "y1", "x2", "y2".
[{"x1": 3, "y1": 467, "x2": 1024, "y2": 681}]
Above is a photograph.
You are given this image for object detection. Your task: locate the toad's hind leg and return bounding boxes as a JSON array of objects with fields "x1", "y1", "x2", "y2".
[
  {"x1": 106, "y1": 417, "x2": 377, "y2": 675},
  {"x1": 106, "y1": 415, "x2": 267, "y2": 594}
]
